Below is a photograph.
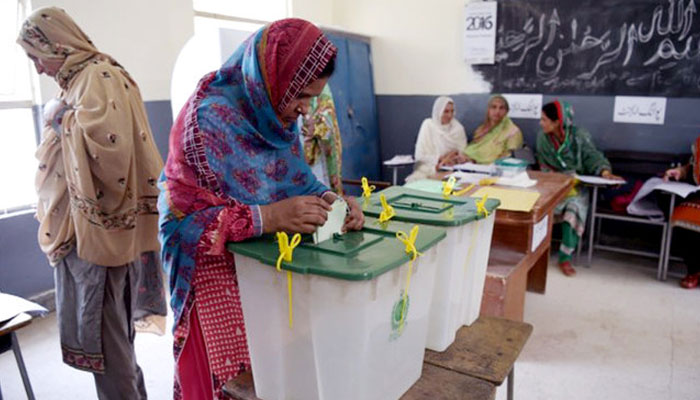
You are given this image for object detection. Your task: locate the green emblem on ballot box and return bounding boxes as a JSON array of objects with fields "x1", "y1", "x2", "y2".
[{"x1": 390, "y1": 291, "x2": 410, "y2": 341}]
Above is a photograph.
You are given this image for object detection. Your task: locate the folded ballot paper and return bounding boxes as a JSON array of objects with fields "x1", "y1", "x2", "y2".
[{"x1": 313, "y1": 198, "x2": 348, "y2": 244}]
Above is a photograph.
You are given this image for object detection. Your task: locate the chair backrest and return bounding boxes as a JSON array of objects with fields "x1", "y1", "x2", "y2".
[
  {"x1": 605, "y1": 150, "x2": 691, "y2": 178},
  {"x1": 513, "y1": 145, "x2": 536, "y2": 165},
  {"x1": 342, "y1": 178, "x2": 391, "y2": 190},
  {"x1": 0, "y1": 333, "x2": 11, "y2": 353}
]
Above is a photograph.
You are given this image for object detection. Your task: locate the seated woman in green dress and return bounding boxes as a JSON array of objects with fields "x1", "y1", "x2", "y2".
[
  {"x1": 442, "y1": 95, "x2": 523, "y2": 166},
  {"x1": 536, "y1": 100, "x2": 623, "y2": 276},
  {"x1": 462, "y1": 95, "x2": 523, "y2": 164}
]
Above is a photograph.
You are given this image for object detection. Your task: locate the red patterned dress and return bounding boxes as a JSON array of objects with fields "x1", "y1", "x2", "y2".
[{"x1": 158, "y1": 18, "x2": 337, "y2": 399}]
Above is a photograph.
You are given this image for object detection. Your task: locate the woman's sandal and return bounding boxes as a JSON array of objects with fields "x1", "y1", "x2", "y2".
[
  {"x1": 680, "y1": 273, "x2": 700, "y2": 289},
  {"x1": 558, "y1": 261, "x2": 577, "y2": 277}
]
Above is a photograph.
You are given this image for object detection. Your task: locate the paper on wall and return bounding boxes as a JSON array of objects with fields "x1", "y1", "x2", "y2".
[
  {"x1": 531, "y1": 214, "x2": 549, "y2": 252},
  {"x1": 463, "y1": 1, "x2": 498, "y2": 64},
  {"x1": 613, "y1": 96, "x2": 667, "y2": 125},
  {"x1": 502, "y1": 94, "x2": 543, "y2": 119}
]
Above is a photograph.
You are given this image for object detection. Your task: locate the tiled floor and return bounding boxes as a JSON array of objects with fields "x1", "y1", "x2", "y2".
[
  {"x1": 495, "y1": 253, "x2": 700, "y2": 400},
  {"x1": 0, "y1": 305, "x2": 175, "y2": 399},
  {"x1": 2, "y1": 252, "x2": 699, "y2": 400}
]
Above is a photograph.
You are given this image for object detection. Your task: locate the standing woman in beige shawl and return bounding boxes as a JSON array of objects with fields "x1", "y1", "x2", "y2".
[
  {"x1": 17, "y1": 7, "x2": 166, "y2": 399},
  {"x1": 405, "y1": 96, "x2": 467, "y2": 182}
]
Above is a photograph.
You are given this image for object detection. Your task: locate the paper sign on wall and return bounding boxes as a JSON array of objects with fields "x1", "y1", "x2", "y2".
[
  {"x1": 613, "y1": 96, "x2": 667, "y2": 125},
  {"x1": 531, "y1": 214, "x2": 549, "y2": 252},
  {"x1": 463, "y1": 1, "x2": 498, "y2": 64},
  {"x1": 502, "y1": 94, "x2": 543, "y2": 119}
]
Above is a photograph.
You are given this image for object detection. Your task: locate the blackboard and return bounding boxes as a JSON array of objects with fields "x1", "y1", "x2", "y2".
[{"x1": 475, "y1": 0, "x2": 700, "y2": 97}]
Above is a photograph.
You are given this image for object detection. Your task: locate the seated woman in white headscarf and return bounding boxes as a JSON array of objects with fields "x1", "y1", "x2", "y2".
[{"x1": 405, "y1": 96, "x2": 467, "y2": 182}]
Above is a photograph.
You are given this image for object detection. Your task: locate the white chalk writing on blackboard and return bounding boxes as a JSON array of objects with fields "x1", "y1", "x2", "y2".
[{"x1": 477, "y1": 0, "x2": 700, "y2": 96}]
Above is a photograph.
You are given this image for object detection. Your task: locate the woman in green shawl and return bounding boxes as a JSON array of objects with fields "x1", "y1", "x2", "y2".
[
  {"x1": 537, "y1": 100, "x2": 623, "y2": 276},
  {"x1": 462, "y1": 95, "x2": 523, "y2": 164}
]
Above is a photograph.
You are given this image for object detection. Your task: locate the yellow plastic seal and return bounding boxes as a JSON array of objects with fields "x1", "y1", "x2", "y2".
[
  {"x1": 475, "y1": 195, "x2": 490, "y2": 217},
  {"x1": 395, "y1": 225, "x2": 423, "y2": 333},
  {"x1": 453, "y1": 183, "x2": 475, "y2": 197},
  {"x1": 442, "y1": 176, "x2": 457, "y2": 197},
  {"x1": 361, "y1": 177, "x2": 376, "y2": 199},
  {"x1": 478, "y1": 177, "x2": 498, "y2": 186},
  {"x1": 378, "y1": 194, "x2": 396, "y2": 223},
  {"x1": 276, "y1": 232, "x2": 301, "y2": 328}
]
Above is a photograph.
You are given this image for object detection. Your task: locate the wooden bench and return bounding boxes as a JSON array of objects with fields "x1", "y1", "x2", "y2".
[
  {"x1": 223, "y1": 317, "x2": 532, "y2": 400},
  {"x1": 425, "y1": 316, "x2": 533, "y2": 400},
  {"x1": 223, "y1": 364, "x2": 496, "y2": 400}
]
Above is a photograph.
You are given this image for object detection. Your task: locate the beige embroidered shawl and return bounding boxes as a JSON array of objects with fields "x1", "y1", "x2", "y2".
[{"x1": 19, "y1": 7, "x2": 163, "y2": 266}]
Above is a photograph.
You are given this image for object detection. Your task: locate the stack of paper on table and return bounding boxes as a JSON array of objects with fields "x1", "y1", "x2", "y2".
[
  {"x1": 471, "y1": 187, "x2": 541, "y2": 212},
  {"x1": 0, "y1": 293, "x2": 48, "y2": 324},
  {"x1": 495, "y1": 171, "x2": 537, "y2": 188},
  {"x1": 449, "y1": 171, "x2": 537, "y2": 188},
  {"x1": 575, "y1": 174, "x2": 626, "y2": 185},
  {"x1": 448, "y1": 171, "x2": 491, "y2": 185},
  {"x1": 627, "y1": 177, "x2": 700, "y2": 219},
  {"x1": 442, "y1": 162, "x2": 496, "y2": 174},
  {"x1": 383, "y1": 155, "x2": 415, "y2": 165},
  {"x1": 653, "y1": 180, "x2": 700, "y2": 197}
]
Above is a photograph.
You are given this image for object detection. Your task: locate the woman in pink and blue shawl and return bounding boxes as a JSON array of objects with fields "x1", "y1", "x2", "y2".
[{"x1": 158, "y1": 19, "x2": 364, "y2": 399}]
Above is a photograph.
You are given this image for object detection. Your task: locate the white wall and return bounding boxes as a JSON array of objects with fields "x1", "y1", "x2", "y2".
[
  {"x1": 331, "y1": 0, "x2": 489, "y2": 96},
  {"x1": 28, "y1": 0, "x2": 487, "y2": 100},
  {"x1": 31, "y1": 0, "x2": 194, "y2": 102},
  {"x1": 289, "y1": 0, "x2": 334, "y2": 25}
]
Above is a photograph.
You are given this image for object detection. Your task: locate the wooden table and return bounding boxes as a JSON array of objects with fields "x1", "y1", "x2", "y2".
[
  {"x1": 480, "y1": 246, "x2": 531, "y2": 320},
  {"x1": 425, "y1": 316, "x2": 533, "y2": 400},
  {"x1": 0, "y1": 313, "x2": 36, "y2": 400},
  {"x1": 482, "y1": 171, "x2": 572, "y2": 294}
]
